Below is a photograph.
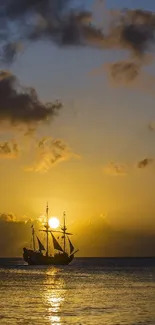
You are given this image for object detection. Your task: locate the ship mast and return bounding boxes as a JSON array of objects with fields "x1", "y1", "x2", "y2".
[
  {"x1": 62, "y1": 211, "x2": 67, "y2": 253},
  {"x1": 31, "y1": 225, "x2": 35, "y2": 251},
  {"x1": 46, "y1": 202, "x2": 49, "y2": 256}
]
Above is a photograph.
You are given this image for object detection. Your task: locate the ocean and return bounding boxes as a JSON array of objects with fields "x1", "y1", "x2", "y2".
[{"x1": 0, "y1": 258, "x2": 155, "y2": 325}]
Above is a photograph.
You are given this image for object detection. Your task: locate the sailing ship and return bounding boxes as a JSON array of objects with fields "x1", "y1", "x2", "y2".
[{"x1": 23, "y1": 204, "x2": 78, "y2": 265}]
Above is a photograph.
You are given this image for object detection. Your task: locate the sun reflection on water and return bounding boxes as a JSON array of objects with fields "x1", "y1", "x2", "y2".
[
  {"x1": 43, "y1": 268, "x2": 66, "y2": 325},
  {"x1": 47, "y1": 295, "x2": 64, "y2": 325},
  {"x1": 50, "y1": 315, "x2": 61, "y2": 325}
]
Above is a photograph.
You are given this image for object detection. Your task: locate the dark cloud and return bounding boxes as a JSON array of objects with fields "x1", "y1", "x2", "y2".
[
  {"x1": 0, "y1": 141, "x2": 19, "y2": 158},
  {"x1": 0, "y1": 1, "x2": 155, "y2": 83},
  {"x1": 0, "y1": 212, "x2": 155, "y2": 257},
  {"x1": 6, "y1": 0, "x2": 69, "y2": 19},
  {"x1": 102, "y1": 9, "x2": 155, "y2": 82},
  {"x1": 26, "y1": 136, "x2": 79, "y2": 172},
  {"x1": 1, "y1": 42, "x2": 23, "y2": 63},
  {"x1": 0, "y1": 0, "x2": 99, "y2": 56},
  {"x1": 0, "y1": 70, "x2": 62, "y2": 127},
  {"x1": 26, "y1": 11, "x2": 103, "y2": 48},
  {"x1": 98, "y1": 9, "x2": 155, "y2": 82},
  {"x1": 5, "y1": 2, "x2": 154, "y2": 56},
  {"x1": 105, "y1": 9, "x2": 155, "y2": 57},
  {"x1": 119, "y1": 9, "x2": 155, "y2": 56},
  {"x1": 0, "y1": 0, "x2": 105, "y2": 61},
  {"x1": 77, "y1": 216, "x2": 155, "y2": 257},
  {"x1": 137, "y1": 158, "x2": 154, "y2": 169},
  {"x1": 0, "y1": 214, "x2": 39, "y2": 257}
]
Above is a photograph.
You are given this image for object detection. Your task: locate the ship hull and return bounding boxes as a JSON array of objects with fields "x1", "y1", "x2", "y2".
[{"x1": 23, "y1": 248, "x2": 74, "y2": 266}]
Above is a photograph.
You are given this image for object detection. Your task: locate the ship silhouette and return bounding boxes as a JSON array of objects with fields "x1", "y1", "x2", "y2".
[{"x1": 23, "y1": 204, "x2": 78, "y2": 265}]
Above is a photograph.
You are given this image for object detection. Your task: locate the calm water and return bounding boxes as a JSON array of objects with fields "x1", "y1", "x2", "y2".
[{"x1": 0, "y1": 258, "x2": 155, "y2": 325}]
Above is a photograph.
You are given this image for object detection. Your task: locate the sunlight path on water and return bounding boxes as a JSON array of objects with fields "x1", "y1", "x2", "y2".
[{"x1": 0, "y1": 258, "x2": 155, "y2": 324}]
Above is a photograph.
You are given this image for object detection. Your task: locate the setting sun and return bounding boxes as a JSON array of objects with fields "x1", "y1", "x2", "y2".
[{"x1": 48, "y1": 217, "x2": 60, "y2": 229}]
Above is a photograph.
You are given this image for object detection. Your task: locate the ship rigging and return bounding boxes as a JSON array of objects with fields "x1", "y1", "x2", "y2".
[{"x1": 23, "y1": 203, "x2": 78, "y2": 265}]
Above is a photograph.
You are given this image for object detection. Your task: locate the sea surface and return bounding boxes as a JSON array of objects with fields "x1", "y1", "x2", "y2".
[{"x1": 0, "y1": 258, "x2": 155, "y2": 325}]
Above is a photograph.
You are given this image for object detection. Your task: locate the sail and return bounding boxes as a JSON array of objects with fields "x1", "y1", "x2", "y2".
[
  {"x1": 36, "y1": 236, "x2": 45, "y2": 251},
  {"x1": 51, "y1": 233, "x2": 64, "y2": 252},
  {"x1": 68, "y1": 236, "x2": 74, "y2": 255}
]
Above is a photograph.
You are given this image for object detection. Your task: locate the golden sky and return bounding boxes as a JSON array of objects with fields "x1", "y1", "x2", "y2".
[{"x1": 0, "y1": 0, "x2": 155, "y2": 256}]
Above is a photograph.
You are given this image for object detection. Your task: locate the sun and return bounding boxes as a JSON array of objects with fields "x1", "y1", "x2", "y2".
[{"x1": 48, "y1": 217, "x2": 60, "y2": 229}]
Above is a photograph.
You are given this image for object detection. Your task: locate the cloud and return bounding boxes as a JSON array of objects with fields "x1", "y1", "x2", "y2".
[
  {"x1": 0, "y1": 0, "x2": 103, "y2": 60},
  {"x1": 0, "y1": 136, "x2": 78, "y2": 172},
  {"x1": 107, "y1": 60, "x2": 141, "y2": 84},
  {"x1": 148, "y1": 122, "x2": 155, "y2": 131},
  {"x1": 25, "y1": 136, "x2": 79, "y2": 172},
  {"x1": 95, "y1": 9, "x2": 155, "y2": 82},
  {"x1": 102, "y1": 9, "x2": 155, "y2": 83},
  {"x1": 104, "y1": 161, "x2": 127, "y2": 176},
  {"x1": 5, "y1": 3, "x2": 155, "y2": 56},
  {"x1": 106, "y1": 9, "x2": 155, "y2": 56},
  {"x1": 104, "y1": 157, "x2": 155, "y2": 174},
  {"x1": 28, "y1": 11, "x2": 94, "y2": 46},
  {"x1": 0, "y1": 214, "x2": 40, "y2": 256},
  {"x1": 1, "y1": 42, "x2": 23, "y2": 63},
  {"x1": 105, "y1": 59, "x2": 155, "y2": 91},
  {"x1": 70, "y1": 213, "x2": 155, "y2": 257},
  {"x1": 0, "y1": 141, "x2": 19, "y2": 159},
  {"x1": 137, "y1": 158, "x2": 154, "y2": 169},
  {"x1": 0, "y1": 2, "x2": 155, "y2": 84},
  {"x1": 0, "y1": 213, "x2": 16, "y2": 222},
  {"x1": 0, "y1": 70, "x2": 62, "y2": 127},
  {"x1": 0, "y1": 211, "x2": 155, "y2": 257}
]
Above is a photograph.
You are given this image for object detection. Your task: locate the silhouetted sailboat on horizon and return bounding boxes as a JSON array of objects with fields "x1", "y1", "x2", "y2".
[{"x1": 23, "y1": 204, "x2": 78, "y2": 265}]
